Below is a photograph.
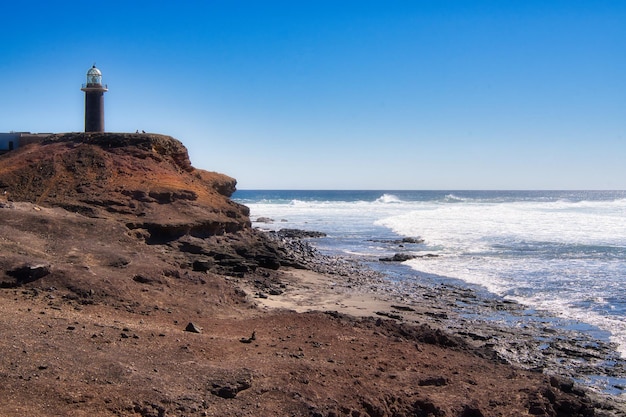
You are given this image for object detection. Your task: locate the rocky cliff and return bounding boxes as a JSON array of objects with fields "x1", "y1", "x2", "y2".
[
  {"x1": 0, "y1": 132, "x2": 249, "y2": 237},
  {"x1": 0, "y1": 133, "x2": 301, "y2": 276}
]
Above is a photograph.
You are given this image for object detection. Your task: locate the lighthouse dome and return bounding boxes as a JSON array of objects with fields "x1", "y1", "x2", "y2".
[{"x1": 86, "y1": 65, "x2": 102, "y2": 85}]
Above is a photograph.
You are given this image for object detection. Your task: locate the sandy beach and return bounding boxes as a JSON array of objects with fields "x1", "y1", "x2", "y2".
[{"x1": 244, "y1": 266, "x2": 460, "y2": 329}]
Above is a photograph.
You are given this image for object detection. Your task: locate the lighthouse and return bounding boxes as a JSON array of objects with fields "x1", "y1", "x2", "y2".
[{"x1": 80, "y1": 65, "x2": 108, "y2": 132}]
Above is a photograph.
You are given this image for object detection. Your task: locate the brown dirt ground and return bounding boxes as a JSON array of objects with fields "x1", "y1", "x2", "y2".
[{"x1": 1, "y1": 202, "x2": 623, "y2": 417}]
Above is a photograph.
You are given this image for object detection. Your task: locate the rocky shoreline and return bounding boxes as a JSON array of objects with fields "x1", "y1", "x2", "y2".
[
  {"x1": 2, "y1": 133, "x2": 625, "y2": 416},
  {"x1": 258, "y1": 228, "x2": 626, "y2": 398}
]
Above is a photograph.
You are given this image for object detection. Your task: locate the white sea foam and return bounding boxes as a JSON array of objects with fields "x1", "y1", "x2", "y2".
[
  {"x1": 375, "y1": 194, "x2": 403, "y2": 204},
  {"x1": 376, "y1": 199, "x2": 626, "y2": 249},
  {"x1": 443, "y1": 193, "x2": 467, "y2": 202},
  {"x1": 404, "y1": 256, "x2": 509, "y2": 295},
  {"x1": 376, "y1": 198, "x2": 626, "y2": 357}
]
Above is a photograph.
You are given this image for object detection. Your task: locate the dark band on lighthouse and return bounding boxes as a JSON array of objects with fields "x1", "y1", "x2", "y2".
[{"x1": 81, "y1": 65, "x2": 108, "y2": 132}]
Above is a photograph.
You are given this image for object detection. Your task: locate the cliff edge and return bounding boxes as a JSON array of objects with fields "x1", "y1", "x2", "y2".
[{"x1": 0, "y1": 132, "x2": 249, "y2": 238}]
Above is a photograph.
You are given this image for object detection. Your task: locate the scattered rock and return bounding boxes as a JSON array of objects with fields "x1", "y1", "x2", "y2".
[
  {"x1": 411, "y1": 398, "x2": 444, "y2": 417},
  {"x1": 185, "y1": 322, "x2": 202, "y2": 333},
  {"x1": 418, "y1": 376, "x2": 448, "y2": 387},
  {"x1": 132, "y1": 274, "x2": 162, "y2": 285},
  {"x1": 276, "y1": 229, "x2": 327, "y2": 239},
  {"x1": 379, "y1": 253, "x2": 417, "y2": 262},
  {"x1": 424, "y1": 311, "x2": 448, "y2": 320},
  {"x1": 549, "y1": 375, "x2": 575, "y2": 393},
  {"x1": 391, "y1": 305, "x2": 416, "y2": 312},
  {"x1": 379, "y1": 253, "x2": 439, "y2": 262},
  {"x1": 108, "y1": 257, "x2": 131, "y2": 268},
  {"x1": 240, "y1": 331, "x2": 256, "y2": 344},
  {"x1": 375, "y1": 311, "x2": 403, "y2": 320},
  {"x1": 209, "y1": 370, "x2": 253, "y2": 399},
  {"x1": 7, "y1": 263, "x2": 51, "y2": 284},
  {"x1": 458, "y1": 331, "x2": 491, "y2": 341},
  {"x1": 460, "y1": 404, "x2": 485, "y2": 417},
  {"x1": 131, "y1": 402, "x2": 166, "y2": 417},
  {"x1": 368, "y1": 237, "x2": 425, "y2": 244},
  {"x1": 399, "y1": 237, "x2": 425, "y2": 244}
]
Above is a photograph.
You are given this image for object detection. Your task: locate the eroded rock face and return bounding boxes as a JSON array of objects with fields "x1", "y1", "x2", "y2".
[
  {"x1": 0, "y1": 133, "x2": 314, "y2": 277},
  {"x1": 0, "y1": 132, "x2": 250, "y2": 237}
]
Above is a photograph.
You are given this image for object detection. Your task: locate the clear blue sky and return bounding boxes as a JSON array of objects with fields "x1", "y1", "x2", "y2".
[{"x1": 1, "y1": 1, "x2": 624, "y2": 189}]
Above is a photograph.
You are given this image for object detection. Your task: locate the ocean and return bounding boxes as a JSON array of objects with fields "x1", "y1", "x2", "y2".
[{"x1": 233, "y1": 190, "x2": 626, "y2": 391}]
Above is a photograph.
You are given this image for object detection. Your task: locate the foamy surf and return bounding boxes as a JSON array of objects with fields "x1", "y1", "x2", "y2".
[{"x1": 238, "y1": 190, "x2": 626, "y2": 367}]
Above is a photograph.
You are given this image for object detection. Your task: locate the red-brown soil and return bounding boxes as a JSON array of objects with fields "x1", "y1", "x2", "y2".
[{"x1": 0, "y1": 133, "x2": 623, "y2": 416}]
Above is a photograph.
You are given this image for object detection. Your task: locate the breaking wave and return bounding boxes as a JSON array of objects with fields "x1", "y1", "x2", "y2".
[{"x1": 375, "y1": 194, "x2": 403, "y2": 204}]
